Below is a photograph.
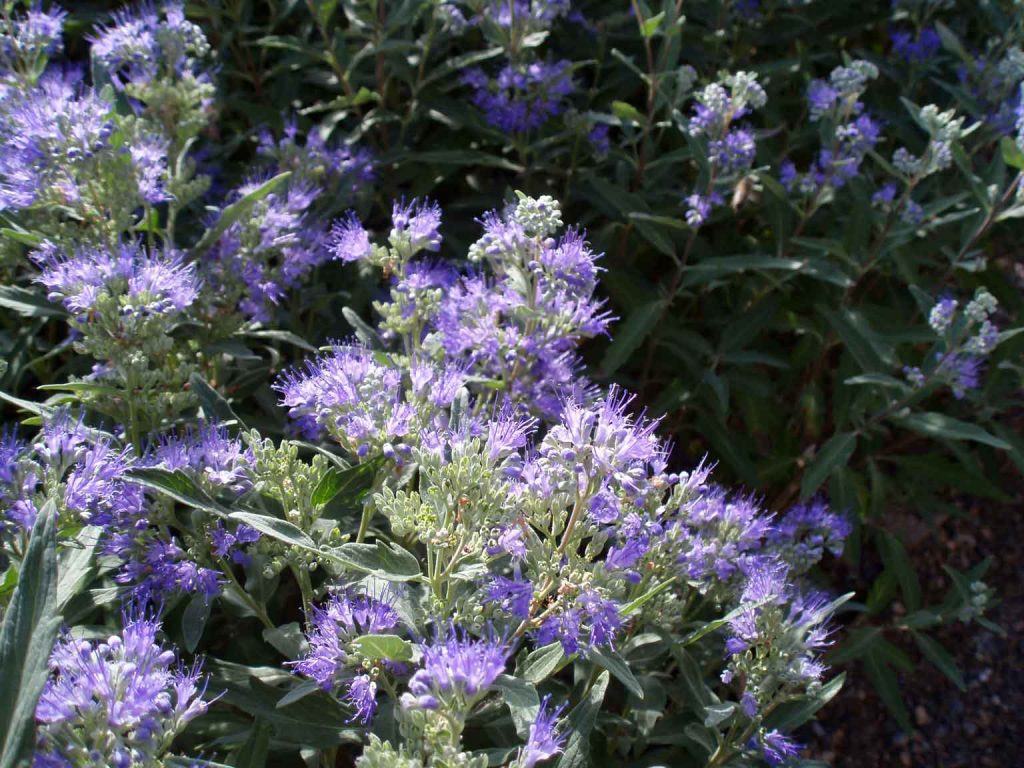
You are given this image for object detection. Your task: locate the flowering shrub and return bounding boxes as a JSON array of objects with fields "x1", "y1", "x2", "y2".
[{"x1": 0, "y1": 1, "x2": 1017, "y2": 767}]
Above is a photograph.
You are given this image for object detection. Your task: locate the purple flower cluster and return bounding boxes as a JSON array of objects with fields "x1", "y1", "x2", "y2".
[
  {"x1": 256, "y1": 117, "x2": 374, "y2": 194},
  {"x1": 723, "y1": 558, "x2": 835, "y2": 698},
  {"x1": 536, "y1": 588, "x2": 621, "y2": 654},
  {"x1": 767, "y1": 498, "x2": 852, "y2": 572},
  {"x1": 293, "y1": 591, "x2": 400, "y2": 723},
  {"x1": 401, "y1": 627, "x2": 509, "y2": 709},
  {"x1": 955, "y1": 46, "x2": 1024, "y2": 135},
  {"x1": 33, "y1": 241, "x2": 199, "y2": 319},
  {"x1": 685, "y1": 71, "x2": 767, "y2": 227},
  {"x1": 918, "y1": 289, "x2": 1002, "y2": 399},
  {"x1": 443, "y1": 201, "x2": 610, "y2": 416},
  {"x1": 206, "y1": 179, "x2": 330, "y2": 322},
  {"x1": 0, "y1": 3, "x2": 67, "y2": 71},
  {"x1": 148, "y1": 425, "x2": 255, "y2": 494},
  {"x1": 464, "y1": 60, "x2": 574, "y2": 134},
  {"x1": 0, "y1": 71, "x2": 111, "y2": 209},
  {"x1": 480, "y1": 0, "x2": 572, "y2": 29},
  {"x1": 782, "y1": 61, "x2": 880, "y2": 199},
  {"x1": 34, "y1": 609, "x2": 208, "y2": 768},
  {"x1": 890, "y1": 25, "x2": 942, "y2": 64},
  {"x1": 276, "y1": 344, "x2": 466, "y2": 454},
  {"x1": 89, "y1": 1, "x2": 210, "y2": 91},
  {"x1": 674, "y1": 487, "x2": 773, "y2": 587},
  {"x1": 517, "y1": 695, "x2": 567, "y2": 768}
]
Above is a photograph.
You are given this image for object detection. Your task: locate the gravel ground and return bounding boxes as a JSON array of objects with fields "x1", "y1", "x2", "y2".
[{"x1": 804, "y1": 489, "x2": 1024, "y2": 767}]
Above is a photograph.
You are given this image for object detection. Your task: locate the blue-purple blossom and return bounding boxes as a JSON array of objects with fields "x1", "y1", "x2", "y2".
[
  {"x1": 432, "y1": 201, "x2": 610, "y2": 417},
  {"x1": 89, "y1": 1, "x2": 210, "y2": 90},
  {"x1": 783, "y1": 62, "x2": 881, "y2": 198},
  {"x1": 0, "y1": 3, "x2": 67, "y2": 67},
  {"x1": 276, "y1": 344, "x2": 465, "y2": 454},
  {"x1": 0, "y1": 70, "x2": 120, "y2": 211},
  {"x1": 928, "y1": 296, "x2": 958, "y2": 334},
  {"x1": 402, "y1": 627, "x2": 509, "y2": 710},
  {"x1": 685, "y1": 71, "x2": 766, "y2": 223},
  {"x1": 484, "y1": 574, "x2": 534, "y2": 619},
  {"x1": 684, "y1": 191, "x2": 723, "y2": 228},
  {"x1": 672, "y1": 486, "x2": 772, "y2": 587},
  {"x1": 464, "y1": 59, "x2": 574, "y2": 134},
  {"x1": 344, "y1": 674, "x2": 379, "y2": 725},
  {"x1": 257, "y1": 117, "x2": 374, "y2": 192},
  {"x1": 330, "y1": 211, "x2": 373, "y2": 263},
  {"x1": 709, "y1": 127, "x2": 756, "y2": 172},
  {"x1": 759, "y1": 729, "x2": 802, "y2": 765},
  {"x1": 588, "y1": 123, "x2": 610, "y2": 154},
  {"x1": 536, "y1": 588, "x2": 621, "y2": 654},
  {"x1": 725, "y1": 559, "x2": 836, "y2": 690},
  {"x1": 129, "y1": 132, "x2": 172, "y2": 204},
  {"x1": 517, "y1": 694, "x2": 567, "y2": 768},
  {"x1": 34, "y1": 609, "x2": 208, "y2": 768},
  {"x1": 391, "y1": 197, "x2": 443, "y2": 254},
  {"x1": 768, "y1": 498, "x2": 851, "y2": 571},
  {"x1": 293, "y1": 591, "x2": 399, "y2": 723},
  {"x1": 148, "y1": 425, "x2": 254, "y2": 494},
  {"x1": 891, "y1": 26, "x2": 941, "y2": 64},
  {"x1": 206, "y1": 178, "x2": 329, "y2": 322},
  {"x1": 480, "y1": 0, "x2": 571, "y2": 29},
  {"x1": 33, "y1": 241, "x2": 199, "y2": 318}
]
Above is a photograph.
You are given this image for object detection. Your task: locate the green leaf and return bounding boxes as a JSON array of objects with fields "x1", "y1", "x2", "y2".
[
  {"x1": 0, "y1": 390, "x2": 55, "y2": 419},
  {"x1": 328, "y1": 541, "x2": 422, "y2": 581},
  {"x1": 821, "y1": 307, "x2": 895, "y2": 370},
  {"x1": 190, "y1": 373, "x2": 245, "y2": 430},
  {"x1": 589, "y1": 647, "x2": 644, "y2": 699},
  {"x1": 611, "y1": 100, "x2": 645, "y2": 124},
  {"x1": 640, "y1": 11, "x2": 665, "y2": 37},
  {"x1": 600, "y1": 300, "x2": 662, "y2": 375},
  {"x1": 844, "y1": 373, "x2": 912, "y2": 392},
  {"x1": 494, "y1": 674, "x2": 539, "y2": 739},
  {"x1": 899, "y1": 412, "x2": 1010, "y2": 450},
  {"x1": 0, "y1": 228, "x2": 44, "y2": 248},
  {"x1": 312, "y1": 459, "x2": 382, "y2": 511},
  {"x1": 0, "y1": 502, "x2": 61, "y2": 768},
  {"x1": 194, "y1": 172, "x2": 291, "y2": 255},
  {"x1": 801, "y1": 432, "x2": 858, "y2": 500},
  {"x1": 0, "y1": 286, "x2": 68, "y2": 319},
  {"x1": 766, "y1": 673, "x2": 845, "y2": 731},
  {"x1": 232, "y1": 720, "x2": 271, "y2": 768},
  {"x1": 275, "y1": 679, "x2": 321, "y2": 709},
  {"x1": 229, "y1": 512, "x2": 316, "y2": 550},
  {"x1": 125, "y1": 467, "x2": 230, "y2": 518},
  {"x1": 342, "y1": 307, "x2": 384, "y2": 348},
  {"x1": 210, "y1": 672, "x2": 362, "y2": 749},
  {"x1": 828, "y1": 626, "x2": 882, "y2": 664},
  {"x1": 913, "y1": 632, "x2": 965, "y2": 691},
  {"x1": 619, "y1": 578, "x2": 675, "y2": 617},
  {"x1": 864, "y1": 650, "x2": 912, "y2": 732},
  {"x1": 55, "y1": 527, "x2": 101, "y2": 609},
  {"x1": 402, "y1": 150, "x2": 523, "y2": 173},
  {"x1": 350, "y1": 634, "x2": 413, "y2": 662},
  {"x1": 182, "y1": 593, "x2": 212, "y2": 653},
  {"x1": 933, "y1": 20, "x2": 970, "y2": 62},
  {"x1": 703, "y1": 702, "x2": 736, "y2": 728},
  {"x1": 555, "y1": 671, "x2": 609, "y2": 768},
  {"x1": 518, "y1": 642, "x2": 565, "y2": 685},
  {"x1": 243, "y1": 329, "x2": 318, "y2": 353},
  {"x1": 1000, "y1": 136, "x2": 1024, "y2": 170},
  {"x1": 879, "y1": 532, "x2": 922, "y2": 612},
  {"x1": 684, "y1": 255, "x2": 852, "y2": 288},
  {"x1": 262, "y1": 622, "x2": 307, "y2": 659}
]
